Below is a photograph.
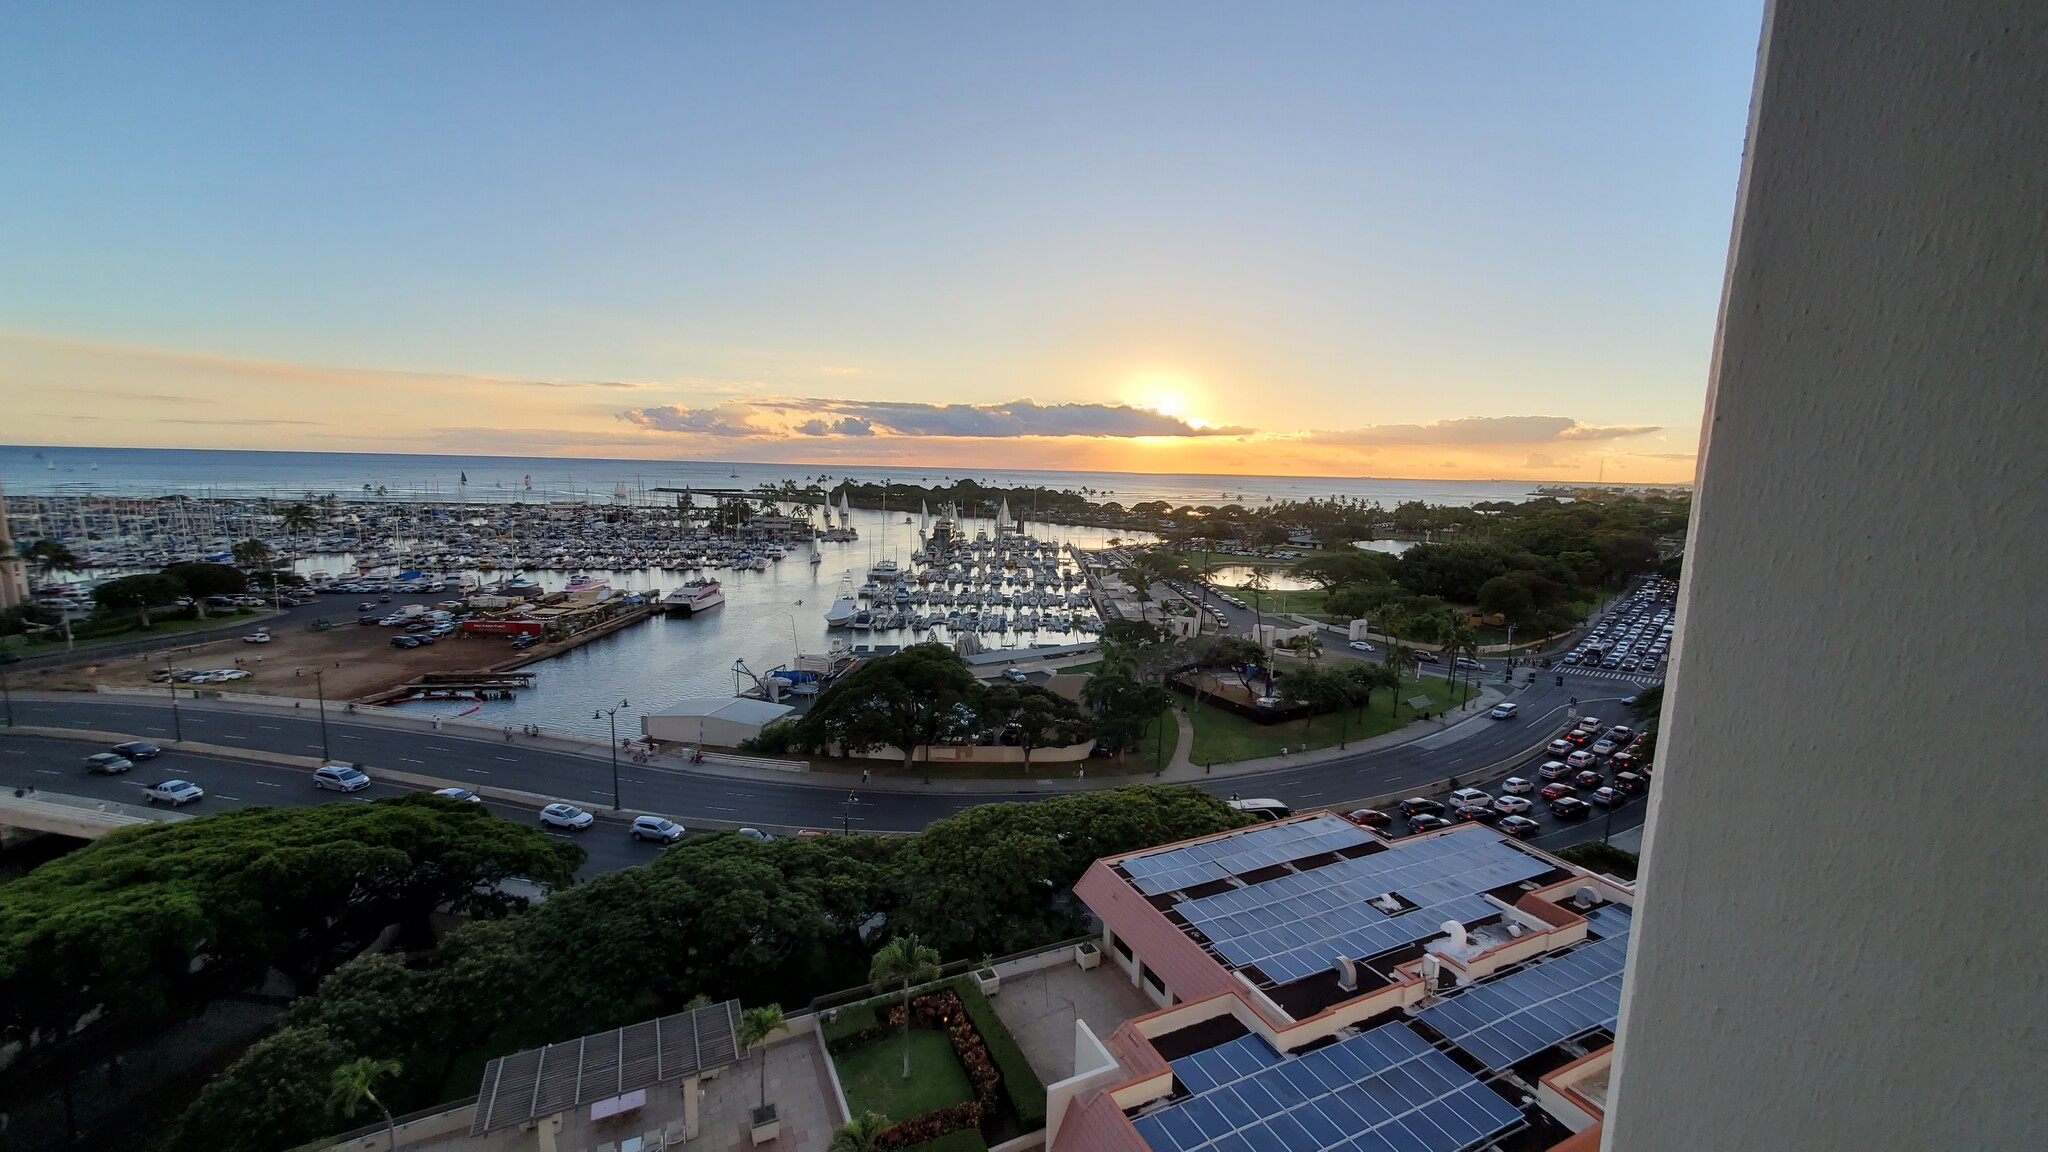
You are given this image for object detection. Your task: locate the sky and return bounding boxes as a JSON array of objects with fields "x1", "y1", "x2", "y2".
[{"x1": 0, "y1": 2, "x2": 1762, "y2": 482}]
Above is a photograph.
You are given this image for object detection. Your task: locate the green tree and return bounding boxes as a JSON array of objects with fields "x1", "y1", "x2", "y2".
[
  {"x1": 91, "y1": 572, "x2": 184, "y2": 627},
  {"x1": 1004, "y1": 684, "x2": 1090, "y2": 771},
  {"x1": 163, "y1": 561, "x2": 247, "y2": 601},
  {"x1": 869, "y1": 934, "x2": 941, "y2": 1078},
  {"x1": 1277, "y1": 665, "x2": 1368, "y2": 743},
  {"x1": 829, "y1": 1111, "x2": 892, "y2": 1152},
  {"x1": 328, "y1": 1056, "x2": 403, "y2": 1152},
  {"x1": 740, "y1": 1003, "x2": 787, "y2": 1112},
  {"x1": 169, "y1": 1024, "x2": 356, "y2": 1152},
  {"x1": 231, "y1": 538, "x2": 274, "y2": 572},
  {"x1": 795, "y1": 643, "x2": 980, "y2": 777},
  {"x1": 1477, "y1": 574, "x2": 1538, "y2": 629}
]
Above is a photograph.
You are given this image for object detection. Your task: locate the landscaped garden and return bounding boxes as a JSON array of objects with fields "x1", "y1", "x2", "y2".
[
  {"x1": 1185, "y1": 671, "x2": 1465, "y2": 766},
  {"x1": 835, "y1": 1029, "x2": 975, "y2": 1122}
]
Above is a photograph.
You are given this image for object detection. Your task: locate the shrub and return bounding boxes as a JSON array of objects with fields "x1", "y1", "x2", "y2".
[
  {"x1": 820, "y1": 998, "x2": 885, "y2": 1052},
  {"x1": 903, "y1": 1130, "x2": 990, "y2": 1152},
  {"x1": 1556, "y1": 841, "x2": 1639, "y2": 881},
  {"x1": 944, "y1": 978, "x2": 1047, "y2": 1130}
]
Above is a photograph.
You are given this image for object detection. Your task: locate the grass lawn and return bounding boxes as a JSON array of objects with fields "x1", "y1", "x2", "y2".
[
  {"x1": 4, "y1": 611, "x2": 266, "y2": 653},
  {"x1": 835, "y1": 1029, "x2": 975, "y2": 1123},
  {"x1": 1186, "y1": 672, "x2": 1469, "y2": 766}
]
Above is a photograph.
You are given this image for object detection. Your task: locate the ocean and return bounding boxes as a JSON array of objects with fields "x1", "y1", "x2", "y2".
[{"x1": 0, "y1": 445, "x2": 1547, "y2": 509}]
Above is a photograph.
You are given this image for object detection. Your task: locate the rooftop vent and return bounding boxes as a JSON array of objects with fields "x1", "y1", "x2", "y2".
[
  {"x1": 1334, "y1": 955, "x2": 1358, "y2": 993},
  {"x1": 1573, "y1": 886, "x2": 1599, "y2": 908}
]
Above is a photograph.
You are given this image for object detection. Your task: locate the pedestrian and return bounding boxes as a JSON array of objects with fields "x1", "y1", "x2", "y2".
[
  {"x1": 861, "y1": 768, "x2": 870, "y2": 784},
  {"x1": 432, "y1": 717, "x2": 441, "y2": 731}
]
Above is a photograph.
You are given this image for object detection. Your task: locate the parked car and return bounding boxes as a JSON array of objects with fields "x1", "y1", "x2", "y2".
[
  {"x1": 1398, "y1": 797, "x2": 1445, "y2": 817},
  {"x1": 1493, "y1": 796, "x2": 1533, "y2": 815},
  {"x1": 359, "y1": 615, "x2": 381, "y2": 626},
  {"x1": 1500, "y1": 776, "x2": 1535, "y2": 794},
  {"x1": 540, "y1": 803, "x2": 595, "y2": 830},
  {"x1": 412, "y1": 633, "x2": 436, "y2": 645},
  {"x1": 142, "y1": 779, "x2": 204, "y2": 806},
  {"x1": 1497, "y1": 815, "x2": 1541, "y2": 838},
  {"x1": 1538, "y1": 760, "x2": 1574, "y2": 781},
  {"x1": 1540, "y1": 782, "x2": 1578, "y2": 801},
  {"x1": 1549, "y1": 796, "x2": 1593, "y2": 820},
  {"x1": 84, "y1": 752, "x2": 134, "y2": 775},
  {"x1": 112, "y1": 741, "x2": 162, "y2": 760},
  {"x1": 1003, "y1": 666, "x2": 1028, "y2": 683},
  {"x1": 738, "y1": 827, "x2": 775, "y2": 842},
  {"x1": 432, "y1": 787, "x2": 483, "y2": 803},
  {"x1": 1406, "y1": 813, "x2": 1453, "y2": 833},
  {"x1": 390, "y1": 635, "x2": 421, "y2": 649},
  {"x1": 1345, "y1": 808, "x2": 1391, "y2": 828},
  {"x1": 631, "y1": 816, "x2": 686, "y2": 843},
  {"x1": 1488, "y1": 702, "x2": 1518, "y2": 720},
  {"x1": 1591, "y1": 786, "x2": 1626, "y2": 807},
  {"x1": 1448, "y1": 788, "x2": 1492, "y2": 808},
  {"x1": 313, "y1": 764, "x2": 372, "y2": 792}
]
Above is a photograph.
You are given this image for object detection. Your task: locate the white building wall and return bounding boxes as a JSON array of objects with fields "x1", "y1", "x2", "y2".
[{"x1": 1605, "y1": 3, "x2": 2047, "y2": 1149}]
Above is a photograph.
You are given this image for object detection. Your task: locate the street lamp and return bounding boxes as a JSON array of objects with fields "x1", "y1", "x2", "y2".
[
  {"x1": 843, "y1": 790, "x2": 858, "y2": 835},
  {"x1": 164, "y1": 655, "x2": 184, "y2": 742},
  {"x1": 595, "y1": 698, "x2": 630, "y2": 810}
]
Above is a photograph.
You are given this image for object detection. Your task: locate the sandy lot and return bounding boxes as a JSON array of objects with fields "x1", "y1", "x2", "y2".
[{"x1": 15, "y1": 619, "x2": 526, "y2": 701}]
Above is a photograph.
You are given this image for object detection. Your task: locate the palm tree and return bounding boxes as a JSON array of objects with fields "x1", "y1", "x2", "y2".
[
  {"x1": 828, "y1": 1110, "x2": 892, "y2": 1152},
  {"x1": 869, "y1": 934, "x2": 941, "y2": 1079},
  {"x1": 18, "y1": 539, "x2": 79, "y2": 588},
  {"x1": 740, "y1": 1003, "x2": 787, "y2": 1115},
  {"x1": 327, "y1": 1057, "x2": 402, "y2": 1152},
  {"x1": 280, "y1": 502, "x2": 317, "y2": 567},
  {"x1": 1442, "y1": 619, "x2": 1479, "y2": 706}
]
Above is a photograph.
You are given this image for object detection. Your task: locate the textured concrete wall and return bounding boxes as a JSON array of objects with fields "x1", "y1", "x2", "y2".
[{"x1": 1605, "y1": 2, "x2": 2047, "y2": 1149}]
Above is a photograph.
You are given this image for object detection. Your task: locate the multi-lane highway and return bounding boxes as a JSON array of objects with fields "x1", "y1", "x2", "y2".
[{"x1": 2, "y1": 662, "x2": 1647, "y2": 870}]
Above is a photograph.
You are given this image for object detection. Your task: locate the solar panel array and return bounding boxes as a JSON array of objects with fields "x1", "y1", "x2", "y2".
[
  {"x1": 1169, "y1": 1033, "x2": 1284, "y2": 1095},
  {"x1": 1120, "y1": 813, "x2": 1373, "y2": 896},
  {"x1": 1416, "y1": 908, "x2": 1633, "y2": 1071},
  {"x1": 1133, "y1": 1022, "x2": 1521, "y2": 1152},
  {"x1": 1175, "y1": 831, "x2": 1554, "y2": 984}
]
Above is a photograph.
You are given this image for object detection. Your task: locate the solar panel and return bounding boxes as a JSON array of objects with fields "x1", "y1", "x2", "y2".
[
  {"x1": 1132, "y1": 1022, "x2": 1520, "y2": 1152},
  {"x1": 1174, "y1": 830, "x2": 1552, "y2": 983},
  {"x1": 1120, "y1": 813, "x2": 1373, "y2": 895},
  {"x1": 1416, "y1": 916, "x2": 1633, "y2": 1071}
]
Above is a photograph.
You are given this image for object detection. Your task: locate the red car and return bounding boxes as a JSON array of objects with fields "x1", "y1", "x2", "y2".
[
  {"x1": 1540, "y1": 782, "x2": 1578, "y2": 801},
  {"x1": 1346, "y1": 808, "x2": 1391, "y2": 828}
]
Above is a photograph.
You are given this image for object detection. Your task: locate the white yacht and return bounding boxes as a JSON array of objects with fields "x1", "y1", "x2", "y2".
[{"x1": 823, "y1": 572, "x2": 859, "y2": 628}]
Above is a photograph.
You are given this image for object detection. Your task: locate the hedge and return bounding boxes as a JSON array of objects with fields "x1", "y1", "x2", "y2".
[
  {"x1": 903, "y1": 1131, "x2": 990, "y2": 1152},
  {"x1": 820, "y1": 998, "x2": 884, "y2": 1051},
  {"x1": 943, "y1": 977, "x2": 1047, "y2": 1131}
]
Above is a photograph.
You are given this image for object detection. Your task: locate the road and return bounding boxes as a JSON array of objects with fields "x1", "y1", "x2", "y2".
[{"x1": 1, "y1": 661, "x2": 1649, "y2": 866}]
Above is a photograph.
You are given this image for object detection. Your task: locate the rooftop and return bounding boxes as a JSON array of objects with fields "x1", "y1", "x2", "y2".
[{"x1": 646, "y1": 696, "x2": 794, "y2": 724}]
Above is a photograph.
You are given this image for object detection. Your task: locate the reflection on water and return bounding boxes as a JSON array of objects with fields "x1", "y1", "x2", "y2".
[{"x1": 329, "y1": 509, "x2": 1145, "y2": 738}]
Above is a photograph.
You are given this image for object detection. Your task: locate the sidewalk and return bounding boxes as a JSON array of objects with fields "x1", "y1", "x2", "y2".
[{"x1": 21, "y1": 679, "x2": 1517, "y2": 797}]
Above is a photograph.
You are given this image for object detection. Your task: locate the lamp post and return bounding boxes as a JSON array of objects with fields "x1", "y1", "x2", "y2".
[
  {"x1": 306, "y1": 667, "x2": 330, "y2": 760},
  {"x1": 595, "y1": 698, "x2": 629, "y2": 810},
  {"x1": 164, "y1": 655, "x2": 184, "y2": 742},
  {"x1": 843, "y1": 790, "x2": 858, "y2": 835}
]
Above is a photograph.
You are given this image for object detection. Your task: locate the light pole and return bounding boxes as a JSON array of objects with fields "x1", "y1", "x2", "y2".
[
  {"x1": 596, "y1": 698, "x2": 629, "y2": 810},
  {"x1": 843, "y1": 790, "x2": 858, "y2": 835},
  {"x1": 308, "y1": 667, "x2": 331, "y2": 761},
  {"x1": 164, "y1": 655, "x2": 184, "y2": 742}
]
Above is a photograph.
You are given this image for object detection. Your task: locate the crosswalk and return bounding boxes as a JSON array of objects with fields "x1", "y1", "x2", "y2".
[{"x1": 1564, "y1": 667, "x2": 1663, "y2": 687}]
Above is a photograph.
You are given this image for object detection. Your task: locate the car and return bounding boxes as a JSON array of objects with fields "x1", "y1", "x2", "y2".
[
  {"x1": 391, "y1": 635, "x2": 421, "y2": 649},
  {"x1": 358, "y1": 601, "x2": 376, "y2": 611},
  {"x1": 1613, "y1": 771, "x2": 1648, "y2": 795},
  {"x1": 359, "y1": 615, "x2": 381, "y2": 626},
  {"x1": 242, "y1": 630, "x2": 271, "y2": 644},
  {"x1": 142, "y1": 778, "x2": 204, "y2": 806},
  {"x1": 1575, "y1": 769, "x2": 1605, "y2": 788},
  {"x1": 1565, "y1": 729, "x2": 1593, "y2": 747},
  {"x1": 1348, "y1": 640, "x2": 1376, "y2": 652},
  {"x1": 1591, "y1": 786, "x2": 1626, "y2": 807},
  {"x1": 1452, "y1": 804, "x2": 1498, "y2": 824},
  {"x1": 1500, "y1": 776, "x2": 1535, "y2": 794},
  {"x1": 1398, "y1": 797, "x2": 1445, "y2": 817},
  {"x1": 1497, "y1": 815, "x2": 1541, "y2": 838},
  {"x1": 540, "y1": 803, "x2": 595, "y2": 830},
  {"x1": 1538, "y1": 760, "x2": 1574, "y2": 781},
  {"x1": 1601, "y1": 658, "x2": 1621, "y2": 669},
  {"x1": 1609, "y1": 751, "x2": 1640, "y2": 773},
  {"x1": 1406, "y1": 813, "x2": 1453, "y2": 833},
  {"x1": 1412, "y1": 651, "x2": 1441, "y2": 663},
  {"x1": 1561, "y1": 653, "x2": 1582, "y2": 665},
  {"x1": 1608, "y1": 726, "x2": 1634, "y2": 742},
  {"x1": 1546, "y1": 738, "x2": 1574, "y2": 756},
  {"x1": 432, "y1": 787, "x2": 483, "y2": 803},
  {"x1": 1453, "y1": 656, "x2": 1484, "y2": 671},
  {"x1": 1002, "y1": 666, "x2": 1028, "y2": 682},
  {"x1": 1566, "y1": 750, "x2": 1598, "y2": 769},
  {"x1": 1540, "y1": 782, "x2": 1578, "y2": 800},
  {"x1": 412, "y1": 633, "x2": 436, "y2": 645},
  {"x1": 112, "y1": 741, "x2": 162, "y2": 760},
  {"x1": 1591, "y1": 738, "x2": 1619, "y2": 756},
  {"x1": 405, "y1": 620, "x2": 432, "y2": 632},
  {"x1": 737, "y1": 827, "x2": 775, "y2": 842},
  {"x1": 85, "y1": 752, "x2": 134, "y2": 775},
  {"x1": 1345, "y1": 808, "x2": 1391, "y2": 828},
  {"x1": 313, "y1": 764, "x2": 372, "y2": 791},
  {"x1": 1488, "y1": 702, "x2": 1518, "y2": 720},
  {"x1": 630, "y1": 815, "x2": 686, "y2": 843},
  {"x1": 1578, "y1": 717, "x2": 1601, "y2": 730},
  {"x1": 1448, "y1": 788, "x2": 1492, "y2": 808},
  {"x1": 1549, "y1": 796, "x2": 1593, "y2": 820},
  {"x1": 1493, "y1": 795, "x2": 1533, "y2": 815},
  {"x1": 1640, "y1": 658, "x2": 1660, "y2": 672},
  {"x1": 1619, "y1": 657, "x2": 1639, "y2": 671}
]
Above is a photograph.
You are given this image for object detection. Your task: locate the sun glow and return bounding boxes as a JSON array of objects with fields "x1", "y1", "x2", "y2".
[{"x1": 1126, "y1": 369, "x2": 1205, "y2": 425}]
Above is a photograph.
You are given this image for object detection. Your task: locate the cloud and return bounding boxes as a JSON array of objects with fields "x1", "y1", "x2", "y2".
[
  {"x1": 817, "y1": 366, "x2": 867, "y2": 377},
  {"x1": 620, "y1": 397, "x2": 1247, "y2": 440},
  {"x1": 1303, "y1": 415, "x2": 1659, "y2": 446}
]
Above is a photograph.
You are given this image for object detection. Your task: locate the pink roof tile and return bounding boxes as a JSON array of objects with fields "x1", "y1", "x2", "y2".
[
  {"x1": 1052, "y1": 1086, "x2": 1154, "y2": 1152},
  {"x1": 1075, "y1": 860, "x2": 1279, "y2": 1022}
]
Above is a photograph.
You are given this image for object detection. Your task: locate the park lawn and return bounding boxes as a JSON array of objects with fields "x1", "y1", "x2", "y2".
[
  {"x1": 812, "y1": 709, "x2": 1176, "y2": 782},
  {"x1": 5, "y1": 612, "x2": 258, "y2": 652},
  {"x1": 835, "y1": 1028, "x2": 976, "y2": 1123},
  {"x1": 1186, "y1": 672, "x2": 1467, "y2": 767}
]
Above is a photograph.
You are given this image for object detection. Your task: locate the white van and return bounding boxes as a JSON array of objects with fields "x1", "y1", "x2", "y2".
[{"x1": 1489, "y1": 702, "x2": 1519, "y2": 720}]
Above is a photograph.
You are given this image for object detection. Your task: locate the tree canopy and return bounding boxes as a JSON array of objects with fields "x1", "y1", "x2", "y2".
[{"x1": 794, "y1": 643, "x2": 983, "y2": 772}]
